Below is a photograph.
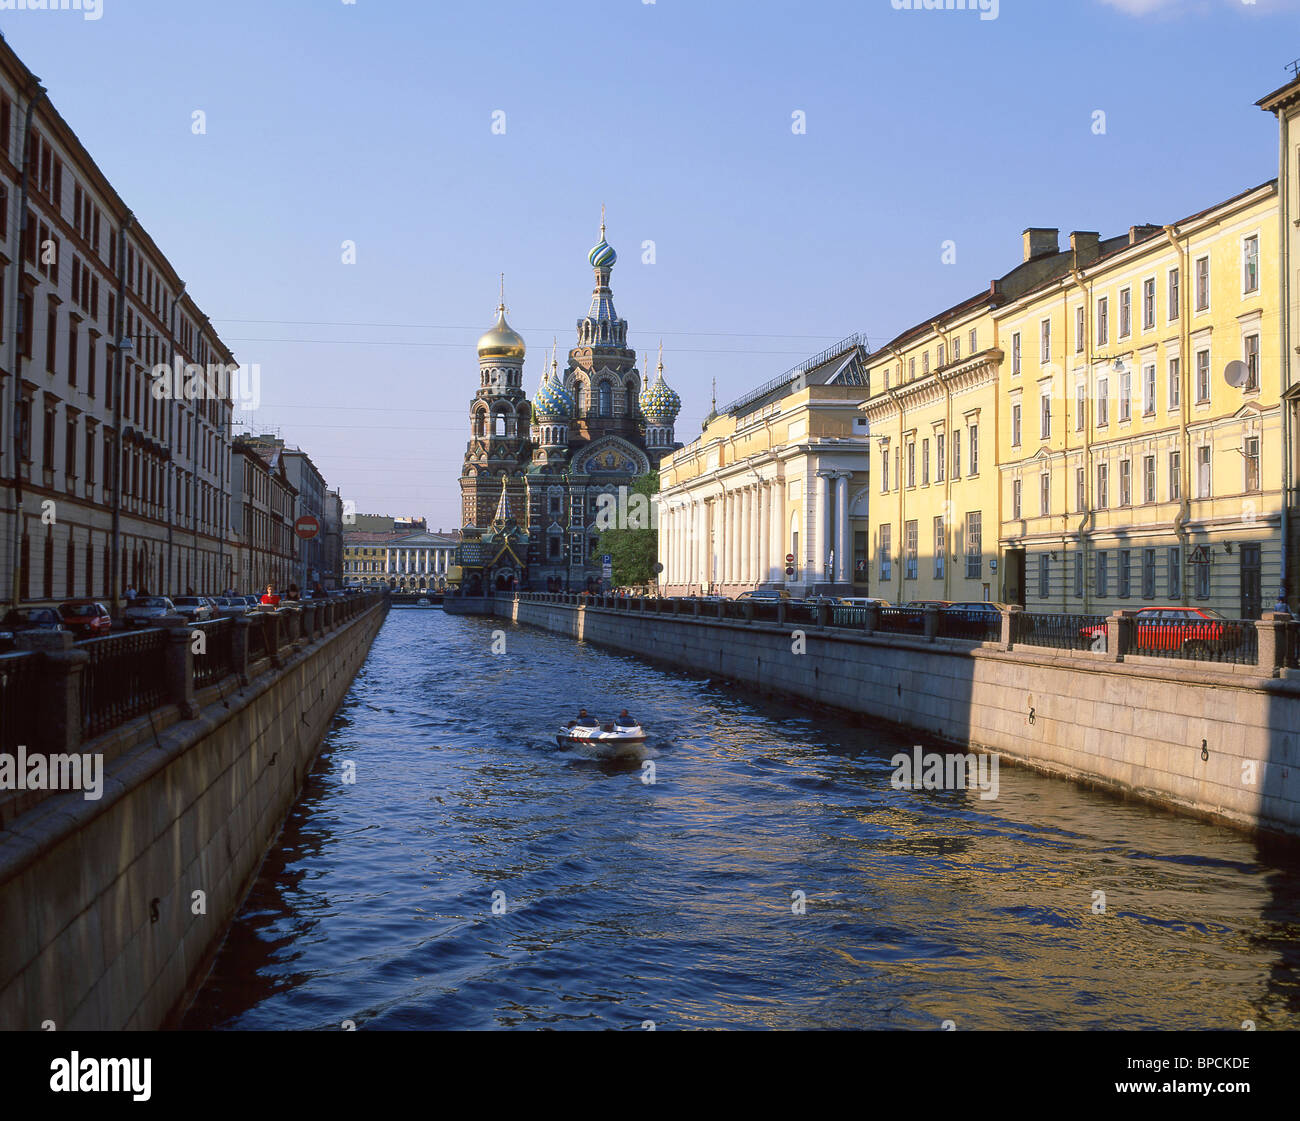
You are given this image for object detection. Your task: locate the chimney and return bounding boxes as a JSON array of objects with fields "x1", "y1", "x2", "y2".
[
  {"x1": 1129, "y1": 224, "x2": 1161, "y2": 246},
  {"x1": 1070, "y1": 231, "x2": 1101, "y2": 267},
  {"x1": 1022, "y1": 227, "x2": 1059, "y2": 262}
]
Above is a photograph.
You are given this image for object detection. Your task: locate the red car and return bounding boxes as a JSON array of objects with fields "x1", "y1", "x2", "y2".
[
  {"x1": 58, "y1": 600, "x2": 113, "y2": 638},
  {"x1": 1080, "y1": 606, "x2": 1246, "y2": 655}
]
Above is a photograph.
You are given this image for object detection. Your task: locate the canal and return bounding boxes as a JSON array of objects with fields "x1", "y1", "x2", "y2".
[{"x1": 184, "y1": 608, "x2": 1300, "y2": 1030}]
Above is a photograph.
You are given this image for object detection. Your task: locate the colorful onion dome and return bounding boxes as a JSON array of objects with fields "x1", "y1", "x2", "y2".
[
  {"x1": 589, "y1": 205, "x2": 617, "y2": 268},
  {"x1": 639, "y1": 346, "x2": 681, "y2": 424},
  {"x1": 477, "y1": 305, "x2": 526, "y2": 361},
  {"x1": 535, "y1": 372, "x2": 575, "y2": 419}
]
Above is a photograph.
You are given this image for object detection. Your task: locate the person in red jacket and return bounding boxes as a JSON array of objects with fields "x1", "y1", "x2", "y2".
[{"x1": 260, "y1": 583, "x2": 281, "y2": 608}]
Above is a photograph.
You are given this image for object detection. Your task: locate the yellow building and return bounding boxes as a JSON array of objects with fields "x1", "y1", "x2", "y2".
[
  {"x1": 995, "y1": 186, "x2": 1280, "y2": 617},
  {"x1": 656, "y1": 338, "x2": 870, "y2": 597},
  {"x1": 861, "y1": 231, "x2": 1095, "y2": 605}
]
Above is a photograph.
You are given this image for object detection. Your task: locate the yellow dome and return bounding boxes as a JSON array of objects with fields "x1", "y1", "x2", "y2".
[{"x1": 477, "y1": 307, "x2": 526, "y2": 361}]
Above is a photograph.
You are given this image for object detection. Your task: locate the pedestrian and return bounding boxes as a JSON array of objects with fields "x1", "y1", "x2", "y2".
[
  {"x1": 1274, "y1": 592, "x2": 1290, "y2": 615},
  {"x1": 125, "y1": 584, "x2": 137, "y2": 604},
  {"x1": 261, "y1": 583, "x2": 281, "y2": 608},
  {"x1": 286, "y1": 583, "x2": 301, "y2": 602}
]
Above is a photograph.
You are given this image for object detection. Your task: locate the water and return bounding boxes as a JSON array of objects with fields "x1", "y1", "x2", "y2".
[{"x1": 184, "y1": 609, "x2": 1300, "y2": 1030}]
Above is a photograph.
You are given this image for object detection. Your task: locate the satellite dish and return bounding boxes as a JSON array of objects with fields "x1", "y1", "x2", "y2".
[{"x1": 1224, "y1": 360, "x2": 1248, "y2": 388}]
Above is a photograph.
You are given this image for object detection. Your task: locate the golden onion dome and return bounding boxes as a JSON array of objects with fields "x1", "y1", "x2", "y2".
[{"x1": 477, "y1": 306, "x2": 526, "y2": 361}]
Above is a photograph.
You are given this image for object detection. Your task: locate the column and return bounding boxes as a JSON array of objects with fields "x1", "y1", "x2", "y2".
[
  {"x1": 746, "y1": 487, "x2": 757, "y2": 585},
  {"x1": 727, "y1": 492, "x2": 736, "y2": 586},
  {"x1": 695, "y1": 501, "x2": 704, "y2": 591},
  {"x1": 738, "y1": 489, "x2": 749, "y2": 588},
  {"x1": 835, "y1": 473, "x2": 850, "y2": 585},
  {"x1": 758, "y1": 481, "x2": 770, "y2": 585}
]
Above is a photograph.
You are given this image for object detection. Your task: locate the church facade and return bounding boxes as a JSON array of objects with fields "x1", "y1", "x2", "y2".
[{"x1": 454, "y1": 217, "x2": 682, "y2": 593}]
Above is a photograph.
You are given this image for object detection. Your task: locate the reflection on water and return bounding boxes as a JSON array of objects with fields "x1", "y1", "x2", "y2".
[{"x1": 184, "y1": 610, "x2": 1300, "y2": 1030}]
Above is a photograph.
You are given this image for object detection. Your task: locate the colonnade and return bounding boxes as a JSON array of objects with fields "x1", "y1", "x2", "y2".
[{"x1": 658, "y1": 470, "x2": 856, "y2": 591}]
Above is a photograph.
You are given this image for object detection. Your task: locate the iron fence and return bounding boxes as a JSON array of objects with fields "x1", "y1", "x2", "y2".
[
  {"x1": 938, "y1": 608, "x2": 1002, "y2": 643},
  {"x1": 80, "y1": 629, "x2": 169, "y2": 738},
  {"x1": 248, "y1": 615, "x2": 268, "y2": 662},
  {"x1": 877, "y1": 607, "x2": 926, "y2": 636},
  {"x1": 1128, "y1": 617, "x2": 1258, "y2": 665},
  {"x1": 192, "y1": 618, "x2": 235, "y2": 688},
  {"x1": 1015, "y1": 613, "x2": 1109, "y2": 652},
  {"x1": 0, "y1": 652, "x2": 42, "y2": 752}
]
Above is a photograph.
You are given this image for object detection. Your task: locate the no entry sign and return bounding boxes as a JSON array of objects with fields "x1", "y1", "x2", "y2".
[{"x1": 294, "y1": 515, "x2": 321, "y2": 540}]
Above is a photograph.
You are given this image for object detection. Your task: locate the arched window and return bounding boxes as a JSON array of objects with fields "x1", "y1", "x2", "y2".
[
  {"x1": 473, "y1": 410, "x2": 486, "y2": 437},
  {"x1": 575, "y1": 383, "x2": 586, "y2": 414},
  {"x1": 598, "y1": 381, "x2": 612, "y2": 417},
  {"x1": 494, "y1": 413, "x2": 506, "y2": 437}
]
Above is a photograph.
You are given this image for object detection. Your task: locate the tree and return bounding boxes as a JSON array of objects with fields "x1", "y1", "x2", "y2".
[{"x1": 597, "y1": 471, "x2": 659, "y2": 587}]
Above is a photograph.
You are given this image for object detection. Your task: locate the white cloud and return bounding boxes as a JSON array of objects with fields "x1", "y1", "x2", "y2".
[
  {"x1": 1099, "y1": 0, "x2": 1300, "y2": 14},
  {"x1": 1098, "y1": 0, "x2": 1180, "y2": 13}
]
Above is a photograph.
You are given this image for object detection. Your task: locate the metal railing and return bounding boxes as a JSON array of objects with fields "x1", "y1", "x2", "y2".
[
  {"x1": 192, "y1": 618, "x2": 235, "y2": 688},
  {"x1": 938, "y1": 609, "x2": 1002, "y2": 643},
  {"x1": 248, "y1": 615, "x2": 268, "y2": 662},
  {"x1": 720, "y1": 332, "x2": 871, "y2": 416},
  {"x1": 876, "y1": 607, "x2": 925, "y2": 636},
  {"x1": 0, "y1": 652, "x2": 41, "y2": 752},
  {"x1": 1128, "y1": 618, "x2": 1258, "y2": 665},
  {"x1": 80, "y1": 630, "x2": 169, "y2": 738},
  {"x1": 1015, "y1": 613, "x2": 1109, "y2": 653}
]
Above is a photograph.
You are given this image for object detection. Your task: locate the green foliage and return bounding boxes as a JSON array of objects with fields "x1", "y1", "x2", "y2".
[{"x1": 598, "y1": 472, "x2": 659, "y2": 586}]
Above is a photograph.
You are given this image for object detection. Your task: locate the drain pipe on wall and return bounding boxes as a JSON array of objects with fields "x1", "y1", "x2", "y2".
[{"x1": 1164, "y1": 224, "x2": 1192, "y2": 605}]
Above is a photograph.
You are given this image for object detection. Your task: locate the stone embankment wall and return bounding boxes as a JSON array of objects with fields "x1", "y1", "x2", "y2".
[
  {"x1": 0, "y1": 600, "x2": 387, "y2": 1030},
  {"x1": 501, "y1": 597, "x2": 1300, "y2": 839}
]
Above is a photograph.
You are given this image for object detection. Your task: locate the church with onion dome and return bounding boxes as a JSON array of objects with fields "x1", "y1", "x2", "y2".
[{"x1": 454, "y1": 211, "x2": 682, "y2": 593}]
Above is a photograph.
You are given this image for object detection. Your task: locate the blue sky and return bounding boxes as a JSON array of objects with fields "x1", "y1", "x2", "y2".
[{"x1": 2, "y1": 0, "x2": 1298, "y2": 528}]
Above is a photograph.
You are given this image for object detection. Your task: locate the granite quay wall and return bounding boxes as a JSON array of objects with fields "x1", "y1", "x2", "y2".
[
  {"x1": 500, "y1": 593, "x2": 1300, "y2": 840},
  {"x1": 0, "y1": 593, "x2": 388, "y2": 1030}
]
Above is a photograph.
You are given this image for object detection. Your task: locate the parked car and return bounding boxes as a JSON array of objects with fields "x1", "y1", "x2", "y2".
[
  {"x1": 736, "y1": 588, "x2": 791, "y2": 601},
  {"x1": 902, "y1": 600, "x2": 953, "y2": 609},
  {"x1": 943, "y1": 601, "x2": 1009, "y2": 639},
  {"x1": 57, "y1": 600, "x2": 113, "y2": 638},
  {"x1": 170, "y1": 596, "x2": 215, "y2": 623},
  {"x1": 212, "y1": 596, "x2": 250, "y2": 618},
  {"x1": 0, "y1": 606, "x2": 66, "y2": 651},
  {"x1": 124, "y1": 596, "x2": 176, "y2": 628},
  {"x1": 837, "y1": 597, "x2": 890, "y2": 608},
  {"x1": 1079, "y1": 606, "x2": 1247, "y2": 656}
]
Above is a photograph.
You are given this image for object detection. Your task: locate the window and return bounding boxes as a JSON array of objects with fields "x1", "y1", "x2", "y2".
[
  {"x1": 1119, "y1": 288, "x2": 1131, "y2": 338},
  {"x1": 909, "y1": 357, "x2": 916, "y2": 380},
  {"x1": 881, "y1": 447, "x2": 890, "y2": 493},
  {"x1": 921, "y1": 438, "x2": 930, "y2": 485},
  {"x1": 1075, "y1": 383, "x2": 1086, "y2": 431},
  {"x1": 1074, "y1": 553, "x2": 1084, "y2": 598},
  {"x1": 1119, "y1": 459, "x2": 1131, "y2": 506},
  {"x1": 1075, "y1": 466, "x2": 1085, "y2": 513},
  {"x1": 1096, "y1": 551, "x2": 1109, "y2": 597},
  {"x1": 1097, "y1": 297, "x2": 1109, "y2": 345},
  {"x1": 1195, "y1": 554, "x2": 1210, "y2": 599},
  {"x1": 923, "y1": 351, "x2": 930, "y2": 376},
  {"x1": 1168, "y1": 546, "x2": 1181, "y2": 598},
  {"x1": 893, "y1": 447, "x2": 899, "y2": 491},
  {"x1": 952, "y1": 430, "x2": 961, "y2": 478},
  {"x1": 45, "y1": 299, "x2": 57, "y2": 373},
  {"x1": 65, "y1": 415, "x2": 77, "y2": 481},
  {"x1": 937, "y1": 343, "x2": 946, "y2": 367},
  {"x1": 1097, "y1": 377, "x2": 1109, "y2": 427},
  {"x1": 1142, "y1": 548, "x2": 1156, "y2": 599},
  {"x1": 1040, "y1": 319, "x2": 1051, "y2": 363},
  {"x1": 1040, "y1": 393, "x2": 1051, "y2": 440},
  {"x1": 1195, "y1": 350, "x2": 1210, "y2": 403},
  {"x1": 574, "y1": 384, "x2": 585, "y2": 413},
  {"x1": 1169, "y1": 267, "x2": 1180, "y2": 319},
  {"x1": 1169, "y1": 451, "x2": 1182, "y2": 501},
  {"x1": 1245, "y1": 334, "x2": 1260, "y2": 392},
  {"x1": 965, "y1": 511, "x2": 982, "y2": 579},
  {"x1": 1039, "y1": 471, "x2": 1050, "y2": 517},
  {"x1": 907, "y1": 442, "x2": 915, "y2": 488},
  {"x1": 1195, "y1": 255, "x2": 1210, "y2": 311},
  {"x1": 936, "y1": 433, "x2": 945, "y2": 482},
  {"x1": 952, "y1": 336, "x2": 961, "y2": 361},
  {"x1": 1142, "y1": 278, "x2": 1156, "y2": 330},
  {"x1": 598, "y1": 381, "x2": 612, "y2": 417},
  {"x1": 969, "y1": 328, "x2": 977, "y2": 353},
  {"x1": 933, "y1": 516, "x2": 945, "y2": 579},
  {"x1": 1119, "y1": 367, "x2": 1132, "y2": 422},
  {"x1": 1245, "y1": 436, "x2": 1260, "y2": 492},
  {"x1": 1243, "y1": 235, "x2": 1259, "y2": 294},
  {"x1": 1011, "y1": 403, "x2": 1021, "y2": 447},
  {"x1": 1012, "y1": 332, "x2": 1022, "y2": 375},
  {"x1": 1168, "y1": 356, "x2": 1180, "y2": 410},
  {"x1": 1197, "y1": 445, "x2": 1211, "y2": 498},
  {"x1": 968, "y1": 424, "x2": 978, "y2": 474},
  {"x1": 1012, "y1": 478, "x2": 1022, "y2": 520},
  {"x1": 1038, "y1": 553, "x2": 1050, "y2": 599},
  {"x1": 1143, "y1": 455, "x2": 1156, "y2": 503},
  {"x1": 1118, "y1": 549, "x2": 1131, "y2": 598},
  {"x1": 1075, "y1": 306, "x2": 1085, "y2": 354},
  {"x1": 879, "y1": 524, "x2": 892, "y2": 581},
  {"x1": 1142, "y1": 364, "x2": 1155, "y2": 416},
  {"x1": 904, "y1": 520, "x2": 918, "y2": 580},
  {"x1": 1097, "y1": 463, "x2": 1109, "y2": 508}
]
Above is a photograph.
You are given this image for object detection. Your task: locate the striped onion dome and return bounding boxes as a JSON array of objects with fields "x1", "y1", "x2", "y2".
[
  {"x1": 588, "y1": 236, "x2": 617, "y2": 269},
  {"x1": 639, "y1": 359, "x2": 681, "y2": 424},
  {"x1": 534, "y1": 370, "x2": 575, "y2": 419}
]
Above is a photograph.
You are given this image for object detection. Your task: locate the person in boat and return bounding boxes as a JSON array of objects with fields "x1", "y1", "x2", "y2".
[
  {"x1": 617, "y1": 709, "x2": 634, "y2": 726},
  {"x1": 567, "y1": 708, "x2": 592, "y2": 729}
]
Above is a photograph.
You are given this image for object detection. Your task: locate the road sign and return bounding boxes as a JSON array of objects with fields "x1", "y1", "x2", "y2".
[
  {"x1": 294, "y1": 515, "x2": 320, "y2": 540},
  {"x1": 785, "y1": 553, "x2": 795, "y2": 564},
  {"x1": 1190, "y1": 545, "x2": 1210, "y2": 564},
  {"x1": 601, "y1": 554, "x2": 612, "y2": 565},
  {"x1": 785, "y1": 565, "x2": 795, "y2": 577}
]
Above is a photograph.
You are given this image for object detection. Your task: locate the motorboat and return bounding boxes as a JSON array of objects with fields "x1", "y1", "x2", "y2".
[{"x1": 556, "y1": 722, "x2": 648, "y2": 757}]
